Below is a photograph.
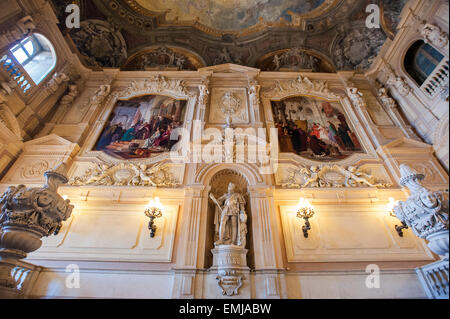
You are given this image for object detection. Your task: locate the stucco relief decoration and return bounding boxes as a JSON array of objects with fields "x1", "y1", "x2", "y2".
[
  {"x1": 46, "y1": 72, "x2": 70, "y2": 94},
  {"x1": 378, "y1": 87, "x2": 397, "y2": 109},
  {"x1": 70, "y1": 19, "x2": 127, "y2": 68},
  {"x1": 280, "y1": 165, "x2": 392, "y2": 188},
  {"x1": 69, "y1": 162, "x2": 181, "y2": 187},
  {"x1": 59, "y1": 85, "x2": 79, "y2": 109},
  {"x1": 393, "y1": 165, "x2": 449, "y2": 258},
  {"x1": 272, "y1": 48, "x2": 320, "y2": 71},
  {"x1": 220, "y1": 92, "x2": 242, "y2": 127},
  {"x1": 137, "y1": 47, "x2": 196, "y2": 71},
  {"x1": 382, "y1": 63, "x2": 412, "y2": 97},
  {"x1": 0, "y1": 164, "x2": 74, "y2": 238},
  {"x1": 21, "y1": 161, "x2": 50, "y2": 179},
  {"x1": 0, "y1": 16, "x2": 35, "y2": 48},
  {"x1": 263, "y1": 76, "x2": 339, "y2": 100},
  {"x1": 346, "y1": 86, "x2": 365, "y2": 109},
  {"x1": 111, "y1": 75, "x2": 192, "y2": 100},
  {"x1": 90, "y1": 85, "x2": 111, "y2": 108},
  {"x1": 412, "y1": 15, "x2": 449, "y2": 50},
  {"x1": 212, "y1": 47, "x2": 246, "y2": 65}
]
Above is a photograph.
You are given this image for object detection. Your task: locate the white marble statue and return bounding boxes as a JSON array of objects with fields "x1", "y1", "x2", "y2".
[
  {"x1": 346, "y1": 87, "x2": 366, "y2": 108},
  {"x1": 378, "y1": 87, "x2": 397, "y2": 109},
  {"x1": 210, "y1": 183, "x2": 247, "y2": 247}
]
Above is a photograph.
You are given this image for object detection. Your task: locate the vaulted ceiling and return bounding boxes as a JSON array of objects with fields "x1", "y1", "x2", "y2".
[{"x1": 50, "y1": 0, "x2": 408, "y2": 72}]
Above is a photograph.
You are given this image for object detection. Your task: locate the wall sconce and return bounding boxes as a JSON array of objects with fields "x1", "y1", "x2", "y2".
[
  {"x1": 144, "y1": 197, "x2": 164, "y2": 238},
  {"x1": 387, "y1": 197, "x2": 408, "y2": 237},
  {"x1": 296, "y1": 198, "x2": 315, "y2": 238}
]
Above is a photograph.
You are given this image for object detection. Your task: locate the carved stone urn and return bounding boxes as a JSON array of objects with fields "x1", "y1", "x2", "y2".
[
  {"x1": 394, "y1": 165, "x2": 449, "y2": 260},
  {"x1": 0, "y1": 163, "x2": 74, "y2": 296}
]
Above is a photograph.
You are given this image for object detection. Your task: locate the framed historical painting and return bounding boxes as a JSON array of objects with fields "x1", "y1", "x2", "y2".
[
  {"x1": 95, "y1": 94, "x2": 187, "y2": 160},
  {"x1": 271, "y1": 96, "x2": 364, "y2": 161}
]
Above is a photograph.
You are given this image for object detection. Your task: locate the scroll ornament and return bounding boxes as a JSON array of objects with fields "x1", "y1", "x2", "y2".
[
  {"x1": 69, "y1": 162, "x2": 181, "y2": 187},
  {"x1": 280, "y1": 165, "x2": 392, "y2": 188}
]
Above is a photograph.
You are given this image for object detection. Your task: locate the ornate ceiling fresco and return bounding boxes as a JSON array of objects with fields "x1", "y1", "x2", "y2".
[
  {"x1": 51, "y1": 0, "x2": 409, "y2": 72},
  {"x1": 133, "y1": 0, "x2": 326, "y2": 31}
]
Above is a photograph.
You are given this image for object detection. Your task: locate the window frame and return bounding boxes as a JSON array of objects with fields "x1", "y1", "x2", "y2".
[{"x1": 10, "y1": 36, "x2": 42, "y2": 67}]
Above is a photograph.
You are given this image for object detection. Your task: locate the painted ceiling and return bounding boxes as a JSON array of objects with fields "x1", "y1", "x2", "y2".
[
  {"x1": 134, "y1": 0, "x2": 325, "y2": 30},
  {"x1": 51, "y1": 0, "x2": 409, "y2": 72}
]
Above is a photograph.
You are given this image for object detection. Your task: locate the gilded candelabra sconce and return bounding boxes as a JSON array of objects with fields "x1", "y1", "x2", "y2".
[
  {"x1": 144, "y1": 197, "x2": 164, "y2": 238},
  {"x1": 296, "y1": 198, "x2": 315, "y2": 238},
  {"x1": 387, "y1": 197, "x2": 409, "y2": 237}
]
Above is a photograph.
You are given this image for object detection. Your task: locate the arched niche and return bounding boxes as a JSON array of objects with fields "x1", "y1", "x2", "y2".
[{"x1": 194, "y1": 163, "x2": 267, "y2": 270}]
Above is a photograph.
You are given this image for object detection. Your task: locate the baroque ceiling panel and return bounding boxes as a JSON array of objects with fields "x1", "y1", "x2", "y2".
[
  {"x1": 133, "y1": 0, "x2": 328, "y2": 31},
  {"x1": 50, "y1": 0, "x2": 410, "y2": 72}
]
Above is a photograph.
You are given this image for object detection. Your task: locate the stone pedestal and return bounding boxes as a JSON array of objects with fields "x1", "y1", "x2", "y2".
[{"x1": 211, "y1": 245, "x2": 249, "y2": 297}]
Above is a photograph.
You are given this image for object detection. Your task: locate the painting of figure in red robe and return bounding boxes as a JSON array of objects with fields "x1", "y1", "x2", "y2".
[
  {"x1": 271, "y1": 96, "x2": 363, "y2": 161},
  {"x1": 95, "y1": 95, "x2": 186, "y2": 159}
]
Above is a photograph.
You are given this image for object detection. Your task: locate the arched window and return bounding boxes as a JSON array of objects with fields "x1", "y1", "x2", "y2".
[
  {"x1": 10, "y1": 34, "x2": 57, "y2": 84},
  {"x1": 404, "y1": 40, "x2": 445, "y2": 84},
  {"x1": 0, "y1": 34, "x2": 56, "y2": 94}
]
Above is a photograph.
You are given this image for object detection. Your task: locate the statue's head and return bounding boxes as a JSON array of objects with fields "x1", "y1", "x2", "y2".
[
  {"x1": 228, "y1": 183, "x2": 236, "y2": 193},
  {"x1": 420, "y1": 191, "x2": 439, "y2": 209},
  {"x1": 37, "y1": 190, "x2": 53, "y2": 207}
]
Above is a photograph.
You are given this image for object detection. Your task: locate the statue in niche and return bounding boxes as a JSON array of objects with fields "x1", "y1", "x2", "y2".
[{"x1": 209, "y1": 183, "x2": 247, "y2": 247}]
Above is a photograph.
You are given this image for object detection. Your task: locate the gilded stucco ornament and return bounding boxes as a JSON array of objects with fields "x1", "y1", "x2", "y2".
[
  {"x1": 69, "y1": 162, "x2": 181, "y2": 187},
  {"x1": 281, "y1": 165, "x2": 392, "y2": 189},
  {"x1": 393, "y1": 165, "x2": 449, "y2": 259}
]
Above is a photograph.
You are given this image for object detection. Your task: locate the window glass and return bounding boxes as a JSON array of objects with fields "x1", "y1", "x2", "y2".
[
  {"x1": 23, "y1": 40, "x2": 34, "y2": 56},
  {"x1": 12, "y1": 48, "x2": 28, "y2": 64}
]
